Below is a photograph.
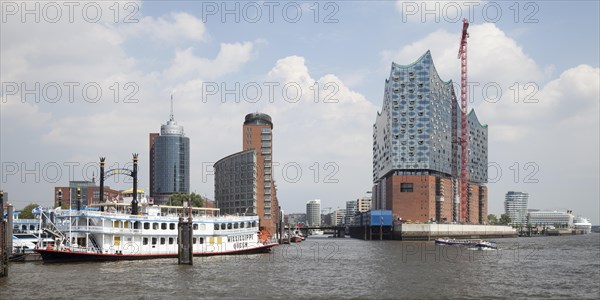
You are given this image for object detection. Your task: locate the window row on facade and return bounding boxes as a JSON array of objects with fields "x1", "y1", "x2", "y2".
[
  {"x1": 141, "y1": 236, "x2": 207, "y2": 245},
  {"x1": 214, "y1": 221, "x2": 258, "y2": 230}
]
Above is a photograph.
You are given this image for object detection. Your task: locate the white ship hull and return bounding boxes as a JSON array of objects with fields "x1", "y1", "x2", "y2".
[
  {"x1": 36, "y1": 204, "x2": 276, "y2": 262},
  {"x1": 573, "y1": 216, "x2": 592, "y2": 234}
]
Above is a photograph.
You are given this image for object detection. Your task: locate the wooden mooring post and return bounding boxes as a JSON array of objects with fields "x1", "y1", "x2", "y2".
[
  {"x1": 178, "y1": 203, "x2": 193, "y2": 265},
  {"x1": 1, "y1": 191, "x2": 7, "y2": 277}
]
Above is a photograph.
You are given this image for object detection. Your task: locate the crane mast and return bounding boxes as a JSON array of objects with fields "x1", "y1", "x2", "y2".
[{"x1": 458, "y1": 19, "x2": 469, "y2": 223}]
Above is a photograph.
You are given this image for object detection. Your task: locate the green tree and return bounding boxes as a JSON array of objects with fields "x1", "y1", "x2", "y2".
[
  {"x1": 169, "y1": 193, "x2": 203, "y2": 207},
  {"x1": 19, "y1": 203, "x2": 39, "y2": 219},
  {"x1": 499, "y1": 214, "x2": 512, "y2": 225},
  {"x1": 487, "y1": 214, "x2": 498, "y2": 225}
]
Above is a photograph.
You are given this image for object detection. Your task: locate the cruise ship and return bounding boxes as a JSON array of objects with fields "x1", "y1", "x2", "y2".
[
  {"x1": 572, "y1": 216, "x2": 592, "y2": 234},
  {"x1": 35, "y1": 195, "x2": 277, "y2": 262}
]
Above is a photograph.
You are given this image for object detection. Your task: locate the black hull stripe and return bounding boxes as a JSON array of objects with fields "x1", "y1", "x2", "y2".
[{"x1": 35, "y1": 244, "x2": 277, "y2": 263}]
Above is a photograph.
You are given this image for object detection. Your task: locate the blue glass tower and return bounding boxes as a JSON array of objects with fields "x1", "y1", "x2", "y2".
[{"x1": 149, "y1": 100, "x2": 190, "y2": 205}]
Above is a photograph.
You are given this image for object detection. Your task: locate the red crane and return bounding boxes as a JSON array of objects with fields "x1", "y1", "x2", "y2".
[{"x1": 458, "y1": 19, "x2": 469, "y2": 223}]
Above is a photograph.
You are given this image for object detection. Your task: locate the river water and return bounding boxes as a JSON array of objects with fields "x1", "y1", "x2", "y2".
[{"x1": 1, "y1": 234, "x2": 599, "y2": 299}]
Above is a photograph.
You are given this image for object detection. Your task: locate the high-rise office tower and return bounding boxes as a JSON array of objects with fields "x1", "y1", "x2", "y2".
[
  {"x1": 306, "y1": 199, "x2": 321, "y2": 227},
  {"x1": 504, "y1": 191, "x2": 529, "y2": 225},
  {"x1": 149, "y1": 99, "x2": 190, "y2": 205},
  {"x1": 372, "y1": 51, "x2": 488, "y2": 224},
  {"x1": 215, "y1": 113, "x2": 280, "y2": 235},
  {"x1": 345, "y1": 200, "x2": 357, "y2": 225}
]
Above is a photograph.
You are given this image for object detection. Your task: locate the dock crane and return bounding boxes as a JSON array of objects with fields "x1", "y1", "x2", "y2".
[{"x1": 458, "y1": 19, "x2": 469, "y2": 223}]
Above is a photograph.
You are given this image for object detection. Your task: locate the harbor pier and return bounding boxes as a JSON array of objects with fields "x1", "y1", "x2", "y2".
[{"x1": 348, "y1": 210, "x2": 394, "y2": 240}]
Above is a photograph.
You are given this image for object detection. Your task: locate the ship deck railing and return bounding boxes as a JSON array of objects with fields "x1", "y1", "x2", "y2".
[
  {"x1": 54, "y1": 210, "x2": 259, "y2": 222},
  {"x1": 55, "y1": 225, "x2": 259, "y2": 235}
]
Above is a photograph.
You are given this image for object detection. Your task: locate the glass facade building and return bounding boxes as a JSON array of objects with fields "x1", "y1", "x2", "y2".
[
  {"x1": 150, "y1": 113, "x2": 190, "y2": 205},
  {"x1": 345, "y1": 200, "x2": 357, "y2": 225},
  {"x1": 306, "y1": 199, "x2": 321, "y2": 227},
  {"x1": 504, "y1": 191, "x2": 529, "y2": 225},
  {"x1": 214, "y1": 150, "x2": 257, "y2": 215},
  {"x1": 372, "y1": 51, "x2": 489, "y2": 224},
  {"x1": 468, "y1": 111, "x2": 488, "y2": 183},
  {"x1": 373, "y1": 51, "x2": 460, "y2": 180}
]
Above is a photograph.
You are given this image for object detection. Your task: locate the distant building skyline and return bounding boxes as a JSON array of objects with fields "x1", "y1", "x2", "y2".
[
  {"x1": 149, "y1": 99, "x2": 190, "y2": 205},
  {"x1": 285, "y1": 213, "x2": 306, "y2": 227}
]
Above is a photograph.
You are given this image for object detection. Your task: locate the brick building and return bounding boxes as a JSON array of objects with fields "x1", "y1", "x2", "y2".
[
  {"x1": 54, "y1": 181, "x2": 121, "y2": 209},
  {"x1": 214, "y1": 113, "x2": 281, "y2": 235}
]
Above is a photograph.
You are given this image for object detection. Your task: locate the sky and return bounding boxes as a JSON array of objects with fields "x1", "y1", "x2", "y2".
[{"x1": 1, "y1": 1, "x2": 599, "y2": 224}]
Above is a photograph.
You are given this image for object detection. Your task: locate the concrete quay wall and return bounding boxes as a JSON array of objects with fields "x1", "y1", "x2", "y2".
[{"x1": 393, "y1": 224, "x2": 517, "y2": 240}]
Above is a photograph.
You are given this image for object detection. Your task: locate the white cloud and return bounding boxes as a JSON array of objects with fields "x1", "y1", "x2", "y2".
[
  {"x1": 489, "y1": 125, "x2": 530, "y2": 143},
  {"x1": 264, "y1": 56, "x2": 378, "y2": 160},
  {"x1": 163, "y1": 42, "x2": 254, "y2": 81},
  {"x1": 122, "y1": 12, "x2": 208, "y2": 42},
  {"x1": 0, "y1": 100, "x2": 52, "y2": 129},
  {"x1": 267, "y1": 56, "x2": 313, "y2": 85},
  {"x1": 542, "y1": 64, "x2": 599, "y2": 122},
  {"x1": 382, "y1": 23, "x2": 543, "y2": 86}
]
